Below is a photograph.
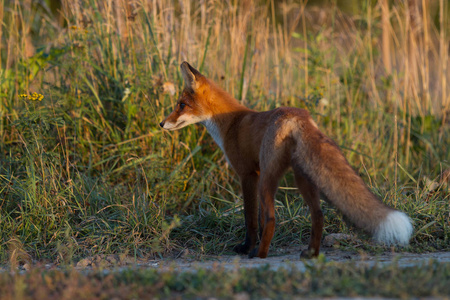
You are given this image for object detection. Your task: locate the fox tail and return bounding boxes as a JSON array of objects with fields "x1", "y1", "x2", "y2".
[{"x1": 294, "y1": 125, "x2": 413, "y2": 245}]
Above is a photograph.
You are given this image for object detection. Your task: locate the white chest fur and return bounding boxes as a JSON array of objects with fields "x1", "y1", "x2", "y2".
[
  {"x1": 203, "y1": 119, "x2": 225, "y2": 152},
  {"x1": 203, "y1": 119, "x2": 231, "y2": 164}
]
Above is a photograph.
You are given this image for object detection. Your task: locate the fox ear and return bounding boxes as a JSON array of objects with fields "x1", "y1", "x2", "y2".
[{"x1": 180, "y1": 62, "x2": 203, "y2": 91}]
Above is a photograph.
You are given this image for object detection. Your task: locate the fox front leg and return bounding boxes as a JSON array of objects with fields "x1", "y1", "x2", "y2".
[{"x1": 233, "y1": 173, "x2": 259, "y2": 254}]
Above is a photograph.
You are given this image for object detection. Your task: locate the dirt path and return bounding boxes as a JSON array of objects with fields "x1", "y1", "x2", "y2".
[
  {"x1": 143, "y1": 249, "x2": 450, "y2": 273},
  {"x1": 71, "y1": 248, "x2": 450, "y2": 273}
]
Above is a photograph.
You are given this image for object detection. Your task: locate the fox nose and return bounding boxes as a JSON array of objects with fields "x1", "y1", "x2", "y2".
[{"x1": 159, "y1": 121, "x2": 164, "y2": 128}]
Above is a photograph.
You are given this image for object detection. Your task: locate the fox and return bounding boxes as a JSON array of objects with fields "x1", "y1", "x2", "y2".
[{"x1": 160, "y1": 62, "x2": 413, "y2": 259}]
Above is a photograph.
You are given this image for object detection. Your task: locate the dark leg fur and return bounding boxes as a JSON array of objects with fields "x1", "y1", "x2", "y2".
[{"x1": 233, "y1": 173, "x2": 259, "y2": 254}]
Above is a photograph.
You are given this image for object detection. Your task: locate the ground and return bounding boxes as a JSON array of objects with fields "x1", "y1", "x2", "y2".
[{"x1": 68, "y1": 247, "x2": 450, "y2": 273}]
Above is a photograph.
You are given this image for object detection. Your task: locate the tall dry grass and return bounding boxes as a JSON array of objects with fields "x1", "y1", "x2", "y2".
[
  {"x1": 0, "y1": 0, "x2": 448, "y2": 262},
  {"x1": 2, "y1": 1, "x2": 449, "y2": 115}
]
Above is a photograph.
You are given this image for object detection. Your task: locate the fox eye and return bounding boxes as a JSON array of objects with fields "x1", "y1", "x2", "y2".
[{"x1": 179, "y1": 103, "x2": 186, "y2": 110}]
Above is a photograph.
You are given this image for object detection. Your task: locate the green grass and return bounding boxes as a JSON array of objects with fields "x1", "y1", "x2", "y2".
[
  {"x1": 1, "y1": 260, "x2": 450, "y2": 299},
  {"x1": 0, "y1": 0, "x2": 449, "y2": 266}
]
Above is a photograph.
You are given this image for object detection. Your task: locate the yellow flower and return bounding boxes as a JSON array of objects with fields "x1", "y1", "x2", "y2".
[{"x1": 20, "y1": 92, "x2": 44, "y2": 101}]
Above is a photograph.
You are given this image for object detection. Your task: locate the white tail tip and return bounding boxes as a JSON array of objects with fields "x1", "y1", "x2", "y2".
[{"x1": 374, "y1": 211, "x2": 413, "y2": 246}]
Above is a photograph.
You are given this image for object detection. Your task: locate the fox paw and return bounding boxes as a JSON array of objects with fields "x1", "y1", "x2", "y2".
[
  {"x1": 233, "y1": 243, "x2": 250, "y2": 254},
  {"x1": 248, "y1": 248, "x2": 258, "y2": 259},
  {"x1": 248, "y1": 247, "x2": 269, "y2": 258}
]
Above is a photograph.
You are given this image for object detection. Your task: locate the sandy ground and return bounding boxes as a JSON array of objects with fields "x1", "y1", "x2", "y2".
[
  {"x1": 69, "y1": 247, "x2": 450, "y2": 273},
  {"x1": 141, "y1": 249, "x2": 450, "y2": 273}
]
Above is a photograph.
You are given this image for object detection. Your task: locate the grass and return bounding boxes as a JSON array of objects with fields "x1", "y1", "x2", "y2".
[
  {"x1": 0, "y1": 0, "x2": 449, "y2": 268},
  {"x1": 1, "y1": 260, "x2": 450, "y2": 299}
]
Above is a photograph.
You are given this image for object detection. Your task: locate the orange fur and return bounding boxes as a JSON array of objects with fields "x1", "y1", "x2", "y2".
[{"x1": 161, "y1": 62, "x2": 413, "y2": 258}]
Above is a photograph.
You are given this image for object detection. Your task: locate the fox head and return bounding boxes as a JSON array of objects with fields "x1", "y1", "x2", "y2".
[{"x1": 160, "y1": 62, "x2": 211, "y2": 131}]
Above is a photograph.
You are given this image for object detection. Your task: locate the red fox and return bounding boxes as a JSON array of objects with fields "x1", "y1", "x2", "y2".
[{"x1": 160, "y1": 62, "x2": 413, "y2": 259}]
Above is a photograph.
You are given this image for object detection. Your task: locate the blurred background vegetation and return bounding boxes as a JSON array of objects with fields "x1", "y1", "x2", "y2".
[{"x1": 0, "y1": 0, "x2": 448, "y2": 264}]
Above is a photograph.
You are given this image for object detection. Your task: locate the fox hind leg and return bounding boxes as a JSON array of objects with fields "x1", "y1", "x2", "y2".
[
  {"x1": 248, "y1": 172, "x2": 280, "y2": 258},
  {"x1": 249, "y1": 149, "x2": 290, "y2": 258},
  {"x1": 293, "y1": 168, "x2": 323, "y2": 258}
]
